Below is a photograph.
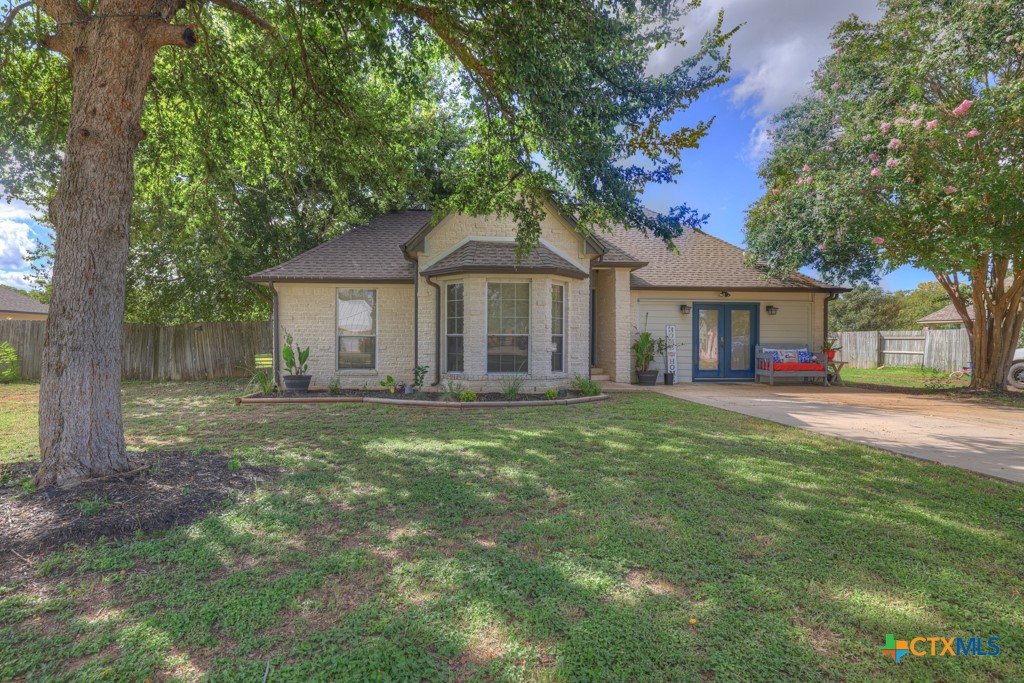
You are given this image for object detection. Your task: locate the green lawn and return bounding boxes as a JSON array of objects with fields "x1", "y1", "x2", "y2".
[
  {"x1": 2, "y1": 381, "x2": 1022, "y2": 681},
  {"x1": 841, "y1": 366, "x2": 1024, "y2": 408}
]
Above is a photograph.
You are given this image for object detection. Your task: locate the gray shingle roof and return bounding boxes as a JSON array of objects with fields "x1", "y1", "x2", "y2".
[
  {"x1": 0, "y1": 286, "x2": 48, "y2": 315},
  {"x1": 597, "y1": 221, "x2": 843, "y2": 291},
  {"x1": 420, "y1": 241, "x2": 587, "y2": 279},
  {"x1": 917, "y1": 302, "x2": 969, "y2": 325},
  {"x1": 246, "y1": 210, "x2": 434, "y2": 283}
]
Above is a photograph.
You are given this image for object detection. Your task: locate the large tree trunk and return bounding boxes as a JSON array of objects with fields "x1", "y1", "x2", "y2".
[
  {"x1": 937, "y1": 264, "x2": 1024, "y2": 393},
  {"x1": 34, "y1": 18, "x2": 162, "y2": 488}
]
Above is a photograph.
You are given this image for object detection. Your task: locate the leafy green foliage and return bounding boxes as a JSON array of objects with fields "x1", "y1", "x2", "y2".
[
  {"x1": 499, "y1": 375, "x2": 524, "y2": 401},
  {"x1": 544, "y1": 388, "x2": 559, "y2": 401},
  {"x1": 570, "y1": 375, "x2": 602, "y2": 397},
  {"x1": 249, "y1": 370, "x2": 275, "y2": 396},
  {"x1": 72, "y1": 495, "x2": 111, "y2": 518},
  {"x1": 281, "y1": 335, "x2": 309, "y2": 376},
  {"x1": 0, "y1": 342, "x2": 17, "y2": 383},
  {"x1": 1, "y1": 0, "x2": 734, "y2": 323},
  {"x1": 379, "y1": 375, "x2": 397, "y2": 394},
  {"x1": 458, "y1": 389, "x2": 477, "y2": 403},
  {"x1": 412, "y1": 365, "x2": 429, "y2": 391},
  {"x1": 439, "y1": 379, "x2": 466, "y2": 402}
]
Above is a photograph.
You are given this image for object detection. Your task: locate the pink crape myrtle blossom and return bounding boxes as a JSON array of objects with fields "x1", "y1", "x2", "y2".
[
  {"x1": 869, "y1": 153, "x2": 880, "y2": 162},
  {"x1": 952, "y1": 99, "x2": 973, "y2": 116},
  {"x1": 880, "y1": 121, "x2": 892, "y2": 132},
  {"x1": 804, "y1": 176, "x2": 813, "y2": 184},
  {"x1": 831, "y1": 82, "x2": 841, "y2": 91},
  {"x1": 925, "y1": 119, "x2": 939, "y2": 130},
  {"x1": 966, "y1": 129, "x2": 980, "y2": 138},
  {"x1": 796, "y1": 177, "x2": 804, "y2": 185},
  {"x1": 945, "y1": 186, "x2": 958, "y2": 194},
  {"x1": 862, "y1": 134, "x2": 872, "y2": 142},
  {"x1": 771, "y1": 188, "x2": 780, "y2": 195},
  {"x1": 802, "y1": 165, "x2": 811, "y2": 172},
  {"x1": 817, "y1": 243, "x2": 827, "y2": 251},
  {"x1": 872, "y1": 237, "x2": 885, "y2": 245},
  {"x1": 815, "y1": 194, "x2": 824, "y2": 200},
  {"x1": 870, "y1": 167, "x2": 881, "y2": 176},
  {"x1": 886, "y1": 158, "x2": 900, "y2": 169},
  {"x1": 894, "y1": 116, "x2": 910, "y2": 125},
  {"x1": 910, "y1": 104, "x2": 919, "y2": 112},
  {"x1": 912, "y1": 117, "x2": 924, "y2": 128},
  {"x1": 888, "y1": 139, "x2": 901, "y2": 149}
]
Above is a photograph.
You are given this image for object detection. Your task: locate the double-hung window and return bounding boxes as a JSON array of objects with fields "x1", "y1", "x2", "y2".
[
  {"x1": 551, "y1": 284, "x2": 565, "y2": 372},
  {"x1": 337, "y1": 288, "x2": 376, "y2": 369},
  {"x1": 446, "y1": 283, "x2": 464, "y2": 372},
  {"x1": 487, "y1": 283, "x2": 530, "y2": 373}
]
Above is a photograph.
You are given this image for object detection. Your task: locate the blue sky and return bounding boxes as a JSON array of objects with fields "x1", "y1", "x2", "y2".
[{"x1": 1, "y1": 0, "x2": 933, "y2": 293}]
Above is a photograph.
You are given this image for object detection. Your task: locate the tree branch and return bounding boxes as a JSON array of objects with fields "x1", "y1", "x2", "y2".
[
  {"x1": 32, "y1": 0, "x2": 87, "y2": 25},
  {"x1": 3, "y1": 0, "x2": 32, "y2": 26},
  {"x1": 150, "y1": 22, "x2": 196, "y2": 49},
  {"x1": 209, "y1": 0, "x2": 277, "y2": 37}
]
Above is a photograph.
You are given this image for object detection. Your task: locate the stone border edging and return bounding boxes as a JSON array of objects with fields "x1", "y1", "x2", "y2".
[{"x1": 236, "y1": 393, "x2": 610, "y2": 408}]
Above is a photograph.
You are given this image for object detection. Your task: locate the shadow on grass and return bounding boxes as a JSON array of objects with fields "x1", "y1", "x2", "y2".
[{"x1": 1, "y1": 385, "x2": 1021, "y2": 681}]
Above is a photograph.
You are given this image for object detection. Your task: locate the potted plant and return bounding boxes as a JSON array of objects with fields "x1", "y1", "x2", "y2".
[
  {"x1": 822, "y1": 339, "x2": 841, "y2": 362},
  {"x1": 632, "y1": 331, "x2": 668, "y2": 386},
  {"x1": 281, "y1": 334, "x2": 312, "y2": 394}
]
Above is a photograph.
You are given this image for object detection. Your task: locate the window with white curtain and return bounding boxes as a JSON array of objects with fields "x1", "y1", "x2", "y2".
[{"x1": 337, "y1": 288, "x2": 376, "y2": 369}]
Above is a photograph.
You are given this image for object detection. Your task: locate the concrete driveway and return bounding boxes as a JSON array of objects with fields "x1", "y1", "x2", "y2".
[{"x1": 635, "y1": 382, "x2": 1023, "y2": 484}]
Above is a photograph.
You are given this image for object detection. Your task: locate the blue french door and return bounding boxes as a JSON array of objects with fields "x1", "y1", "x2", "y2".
[{"x1": 692, "y1": 303, "x2": 759, "y2": 381}]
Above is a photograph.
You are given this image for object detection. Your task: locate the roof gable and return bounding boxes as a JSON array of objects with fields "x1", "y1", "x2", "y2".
[{"x1": 247, "y1": 210, "x2": 433, "y2": 283}]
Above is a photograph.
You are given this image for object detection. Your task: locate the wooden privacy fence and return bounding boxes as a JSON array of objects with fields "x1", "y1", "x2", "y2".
[
  {"x1": 0, "y1": 320, "x2": 272, "y2": 381},
  {"x1": 829, "y1": 328, "x2": 970, "y2": 371}
]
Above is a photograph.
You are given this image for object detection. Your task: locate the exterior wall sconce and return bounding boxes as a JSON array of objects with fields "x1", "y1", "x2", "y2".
[
  {"x1": 765, "y1": 305, "x2": 779, "y2": 316},
  {"x1": 679, "y1": 304, "x2": 692, "y2": 314},
  {"x1": 719, "y1": 291, "x2": 731, "y2": 298}
]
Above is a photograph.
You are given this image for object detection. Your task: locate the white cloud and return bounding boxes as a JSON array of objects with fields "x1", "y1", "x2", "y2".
[
  {"x1": 0, "y1": 194, "x2": 43, "y2": 290},
  {"x1": 652, "y1": 0, "x2": 882, "y2": 158}
]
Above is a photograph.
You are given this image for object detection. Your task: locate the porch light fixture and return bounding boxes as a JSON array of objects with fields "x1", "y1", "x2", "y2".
[
  {"x1": 765, "y1": 305, "x2": 779, "y2": 316},
  {"x1": 679, "y1": 304, "x2": 691, "y2": 314},
  {"x1": 719, "y1": 291, "x2": 731, "y2": 298}
]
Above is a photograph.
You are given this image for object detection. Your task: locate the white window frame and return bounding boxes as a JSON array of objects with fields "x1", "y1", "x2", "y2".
[
  {"x1": 445, "y1": 281, "x2": 465, "y2": 373},
  {"x1": 485, "y1": 280, "x2": 531, "y2": 375},
  {"x1": 336, "y1": 288, "x2": 377, "y2": 371},
  {"x1": 551, "y1": 282, "x2": 567, "y2": 374}
]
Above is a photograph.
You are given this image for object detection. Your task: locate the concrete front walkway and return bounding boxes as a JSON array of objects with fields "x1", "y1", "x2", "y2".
[{"x1": 611, "y1": 382, "x2": 1024, "y2": 484}]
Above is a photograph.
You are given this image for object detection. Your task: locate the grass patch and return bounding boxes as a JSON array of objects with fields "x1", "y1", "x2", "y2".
[
  {"x1": 842, "y1": 367, "x2": 1024, "y2": 408},
  {"x1": 1, "y1": 380, "x2": 1022, "y2": 681}
]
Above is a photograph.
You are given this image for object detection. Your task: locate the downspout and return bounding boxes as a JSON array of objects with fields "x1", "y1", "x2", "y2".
[
  {"x1": 269, "y1": 281, "x2": 280, "y2": 387},
  {"x1": 401, "y1": 247, "x2": 419, "y2": 379},
  {"x1": 424, "y1": 274, "x2": 442, "y2": 386}
]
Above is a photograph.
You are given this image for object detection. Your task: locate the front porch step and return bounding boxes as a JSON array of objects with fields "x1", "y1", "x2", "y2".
[{"x1": 590, "y1": 367, "x2": 610, "y2": 381}]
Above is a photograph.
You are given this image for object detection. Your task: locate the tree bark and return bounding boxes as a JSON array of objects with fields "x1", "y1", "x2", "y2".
[{"x1": 34, "y1": 17, "x2": 163, "y2": 487}]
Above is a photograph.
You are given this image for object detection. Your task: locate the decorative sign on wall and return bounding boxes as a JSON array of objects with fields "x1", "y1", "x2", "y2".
[{"x1": 665, "y1": 324, "x2": 677, "y2": 377}]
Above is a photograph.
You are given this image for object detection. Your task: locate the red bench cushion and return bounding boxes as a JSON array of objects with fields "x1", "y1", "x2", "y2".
[{"x1": 772, "y1": 362, "x2": 825, "y2": 371}]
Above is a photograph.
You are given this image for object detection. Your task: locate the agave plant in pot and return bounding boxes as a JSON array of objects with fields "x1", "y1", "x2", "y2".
[
  {"x1": 632, "y1": 331, "x2": 669, "y2": 386},
  {"x1": 281, "y1": 334, "x2": 312, "y2": 394}
]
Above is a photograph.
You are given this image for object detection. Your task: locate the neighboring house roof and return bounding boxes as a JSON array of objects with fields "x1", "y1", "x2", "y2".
[
  {"x1": 917, "y1": 302, "x2": 969, "y2": 326},
  {"x1": 420, "y1": 241, "x2": 588, "y2": 279},
  {"x1": 598, "y1": 220, "x2": 844, "y2": 291},
  {"x1": 246, "y1": 210, "x2": 435, "y2": 283},
  {"x1": 0, "y1": 286, "x2": 49, "y2": 315}
]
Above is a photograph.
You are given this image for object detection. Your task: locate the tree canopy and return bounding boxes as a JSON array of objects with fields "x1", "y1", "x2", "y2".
[
  {"x1": 746, "y1": 0, "x2": 1024, "y2": 388},
  {"x1": 3, "y1": 0, "x2": 734, "y2": 323}
]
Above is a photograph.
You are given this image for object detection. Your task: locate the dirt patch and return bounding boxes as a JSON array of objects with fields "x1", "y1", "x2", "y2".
[{"x1": 1, "y1": 451, "x2": 274, "y2": 576}]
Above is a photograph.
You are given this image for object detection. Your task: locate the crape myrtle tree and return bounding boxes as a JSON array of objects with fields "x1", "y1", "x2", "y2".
[
  {"x1": 0, "y1": 0, "x2": 732, "y2": 486},
  {"x1": 746, "y1": 0, "x2": 1024, "y2": 391}
]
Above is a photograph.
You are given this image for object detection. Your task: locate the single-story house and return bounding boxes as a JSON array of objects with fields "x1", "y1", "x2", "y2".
[
  {"x1": 247, "y1": 204, "x2": 847, "y2": 390},
  {"x1": 0, "y1": 286, "x2": 48, "y2": 321}
]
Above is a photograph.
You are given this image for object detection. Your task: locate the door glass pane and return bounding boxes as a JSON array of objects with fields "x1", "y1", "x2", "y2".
[
  {"x1": 698, "y1": 308, "x2": 719, "y2": 371},
  {"x1": 730, "y1": 309, "x2": 752, "y2": 371}
]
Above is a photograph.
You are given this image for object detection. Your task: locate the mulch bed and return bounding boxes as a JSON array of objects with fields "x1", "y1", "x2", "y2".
[
  {"x1": 0, "y1": 451, "x2": 274, "y2": 578},
  {"x1": 253, "y1": 389, "x2": 559, "y2": 402}
]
